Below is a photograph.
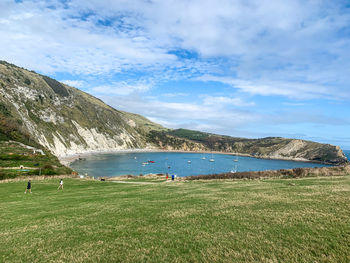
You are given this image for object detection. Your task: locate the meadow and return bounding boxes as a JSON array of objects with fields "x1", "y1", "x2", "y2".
[{"x1": 0, "y1": 176, "x2": 349, "y2": 262}]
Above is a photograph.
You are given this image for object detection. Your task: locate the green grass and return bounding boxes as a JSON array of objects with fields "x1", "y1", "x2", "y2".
[{"x1": 1, "y1": 177, "x2": 350, "y2": 262}]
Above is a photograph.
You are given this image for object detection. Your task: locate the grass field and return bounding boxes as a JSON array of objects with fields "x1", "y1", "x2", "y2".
[{"x1": 1, "y1": 176, "x2": 350, "y2": 263}]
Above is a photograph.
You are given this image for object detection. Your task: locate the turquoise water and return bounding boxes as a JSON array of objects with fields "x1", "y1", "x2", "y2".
[{"x1": 70, "y1": 152, "x2": 331, "y2": 178}]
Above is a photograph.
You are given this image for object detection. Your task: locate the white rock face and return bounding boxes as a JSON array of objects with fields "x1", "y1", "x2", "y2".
[
  {"x1": 273, "y1": 140, "x2": 306, "y2": 157},
  {"x1": 127, "y1": 119, "x2": 136, "y2": 127},
  {"x1": 15, "y1": 85, "x2": 38, "y2": 101},
  {"x1": 38, "y1": 120, "x2": 137, "y2": 157},
  {"x1": 38, "y1": 108, "x2": 65, "y2": 124}
]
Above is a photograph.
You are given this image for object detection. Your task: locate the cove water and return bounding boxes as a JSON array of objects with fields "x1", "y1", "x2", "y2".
[
  {"x1": 70, "y1": 152, "x2": 332, "y2": 178},
  {"x1": 344, "y1": 150, "x2": 350, "y2": 160}
]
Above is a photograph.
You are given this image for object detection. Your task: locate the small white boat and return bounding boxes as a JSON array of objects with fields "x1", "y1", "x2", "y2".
[
  {"x1": 234, "y1": 153, "x2": 239, "y2": 162},
  {"x1": 209, "y1": 153, "x2": 215, "y2": 162},
  {"x1": 142, "y1": 162, "x2": 148, "y2": 165},
  {"x1": 231, "y1": 164, "x2": 238, "y2": 173},
  {"x1": 188, "y1": 160, "x2": 191, "y2": 164}
]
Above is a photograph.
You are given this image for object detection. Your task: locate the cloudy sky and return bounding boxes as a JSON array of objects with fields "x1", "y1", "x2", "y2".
[{"x1": 1, "y1": 0, "x2": 350, "y2": 149}]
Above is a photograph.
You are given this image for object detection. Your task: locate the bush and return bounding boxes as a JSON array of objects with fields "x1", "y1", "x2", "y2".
[
  {"x1": 41, "y1": 168, "x2": 57, "y2": 175},
  {"x1": 0, "y1": 171, "x2": 17, "y2": 180},
  {"x1": 24, "y1": 78, "x2": 31, "y2": 85},
  {"x1": 0, "y1": 154, "x2": 28, "y2": 160}
]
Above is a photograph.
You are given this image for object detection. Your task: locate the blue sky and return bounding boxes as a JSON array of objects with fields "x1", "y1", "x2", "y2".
[{"x1": 1, "y1": 0, "x2": 350, "y2": 149}]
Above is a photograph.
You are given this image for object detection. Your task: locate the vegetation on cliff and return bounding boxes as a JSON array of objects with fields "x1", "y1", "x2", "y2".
[
  {"x1": 151, "y1": 129, "x2": 348, "y2": 165},
  {"x1": 0, "y1": 141, "x2": 72, "y2": 180}
]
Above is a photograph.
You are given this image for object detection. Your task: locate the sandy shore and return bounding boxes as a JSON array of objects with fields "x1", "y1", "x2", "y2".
[{"x1": 59, "y1": 148, "x2": 160, "y2": 166}]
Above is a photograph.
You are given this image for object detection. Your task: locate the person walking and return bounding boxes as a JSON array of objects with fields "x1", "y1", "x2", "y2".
[
  {"x1": 24, "y1": 180, "x2": 32, "y2": 194},
  {"x1": 57, "y1": 179, "x2": 64, "y2": 190}
]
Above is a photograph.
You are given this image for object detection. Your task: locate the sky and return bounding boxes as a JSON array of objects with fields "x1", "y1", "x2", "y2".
[{"x1": 1, "y1": 0, "x2": 350, "y2": 149}]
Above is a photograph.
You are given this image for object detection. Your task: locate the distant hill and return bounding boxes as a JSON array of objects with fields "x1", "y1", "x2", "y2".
[
  {"x1": 151, "y1": 129, "x2": 348, "y2": 164},
  {"x1": 0, "y1": 60, "x2": 348, "y2": 166}
]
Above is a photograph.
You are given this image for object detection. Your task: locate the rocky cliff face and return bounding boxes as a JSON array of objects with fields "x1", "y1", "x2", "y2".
[
  {"x1": 163, "y1": 129, "x2": 348, "y2": 165},
  {"x1": 0, "y1": 61, "x2": 348, "y2": 165},
  {"x1": 0, "y1": 61, "x2": 160, "y2": 157}
]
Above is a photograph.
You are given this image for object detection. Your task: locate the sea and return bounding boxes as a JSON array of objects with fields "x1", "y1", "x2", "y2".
[
  {"x1": 70, "y1": 151, "x2": 333, "y2": 178},
  {"x1": 344, "y1": 150, "x2": 350, "y2": 161}
]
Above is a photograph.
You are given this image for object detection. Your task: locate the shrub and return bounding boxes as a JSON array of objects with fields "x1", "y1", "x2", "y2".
[{"x1": 24, "y1": 78, "x2": 31, "y2": 85}]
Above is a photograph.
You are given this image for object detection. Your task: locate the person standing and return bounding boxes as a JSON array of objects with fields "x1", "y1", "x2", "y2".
[
  {"x1": 57, "y1": 179, "x2": 64, "y2": 190},
  {"x1": 24, "y1": 180, "x2": 32, "y2": 194}
]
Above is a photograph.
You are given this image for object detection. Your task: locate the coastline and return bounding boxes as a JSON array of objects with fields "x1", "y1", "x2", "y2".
[
  {"x1": 59, "y1": 148, "x2": 157, "y2": 166},
  {"x1": 58, "y1": 148, "x2": 335, "y2": 167}
]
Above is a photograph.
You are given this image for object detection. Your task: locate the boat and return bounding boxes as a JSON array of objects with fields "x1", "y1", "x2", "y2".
[
  {"x1": 148, "y1": 160, "x2": 155, "y2": 163},
  {"x1": 231, "y1": 164, "x2": 238, "y2": 173},
  {"x1": 209, "y1": 153, "x2": 215, "y2": 162},
  {"x1": 142, "y1": 162, "x2": 148, "y2": 165},
  {"x1": 234, "y1": 153, "x2": 238, "y2": 162},
  {"x1": 187, "y1": 160, "x2": 191, "y2": 164},
  {"x1": 201, "y1": 154, "x2": 206, "y2": 160}
]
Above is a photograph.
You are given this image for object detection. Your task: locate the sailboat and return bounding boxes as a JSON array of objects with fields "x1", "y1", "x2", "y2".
[
  {"x1": 231, "y1": 164, "x2": 238, "y2": 173},
  {"x1": 234, "y1": 153, "x2": 238, "y2": 162},
  {"x1": 209, "y1": 153, "x2": 215, "y2": 162},
  {"x1": 201, "y1": 153, "x2": 206, "y2": 160}
]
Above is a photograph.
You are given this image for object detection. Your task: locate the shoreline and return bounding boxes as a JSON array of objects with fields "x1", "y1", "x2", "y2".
[{"x1": 59, "y1": 148, "x2": 335, "y2": 167}]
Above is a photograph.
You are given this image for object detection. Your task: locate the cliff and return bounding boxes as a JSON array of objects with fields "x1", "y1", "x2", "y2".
[{"x1": 0, "y1": 61, "x2": 163, "y2": 157}]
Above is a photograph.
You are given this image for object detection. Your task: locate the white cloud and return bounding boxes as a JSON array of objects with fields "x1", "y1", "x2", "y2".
[
  {"x1": 198, "y1": 75, "x2": 338, "y2": 100},
  {"x1": 202, "y1": 95, "x2": 255, "y2": 107},
  {"x1": 161, "y1": 93, "x2": 189, "y2": 98},
  {"x1": 1, "y1": 0, "x2": 350, "y2": 93},
  {"x1": 0, "y1": 0, "x2": 176, "y2": 75},
  {"x1": 99, "y1": 93, "x2": 260, "y2": 133},
  {"x1": 61, "y1": 80, "x2": 85, "y2": 88},
  {"x1": 97, "y1": 92, "x2": 350, "y2": 140},
  {"x1": 91, "y1": 81, "x2": 152, "y2": 96}
]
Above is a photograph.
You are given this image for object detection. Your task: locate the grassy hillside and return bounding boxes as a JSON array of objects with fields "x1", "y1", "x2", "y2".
[
  {"x1": 166, "y1": 129, "x2": 348, "y2": 165},
  {"x1": 0, "y1": 141, "x2": 72, "y2": 180},
  {"x1": 0, "y1": 177, "x2": 349, "y2": 262}
]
